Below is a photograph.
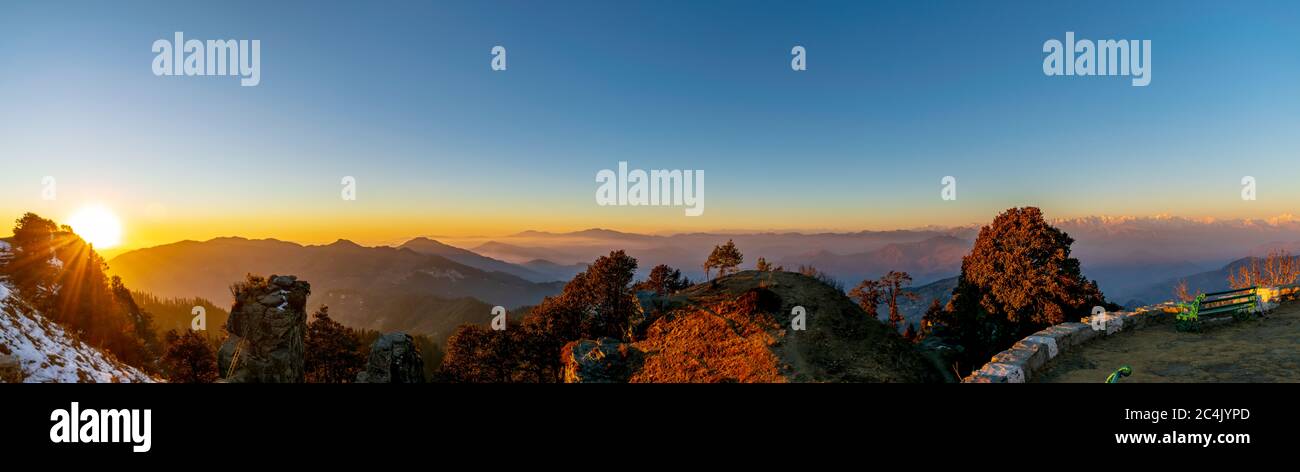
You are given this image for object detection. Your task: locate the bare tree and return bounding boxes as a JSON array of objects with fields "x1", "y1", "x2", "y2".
[
  {"x1": 1173, "y1": 279, "x2": 1200, "y2": 302},
  {"x1": 1228, "y1": 249, "x2": 1300, "y2": 289}
]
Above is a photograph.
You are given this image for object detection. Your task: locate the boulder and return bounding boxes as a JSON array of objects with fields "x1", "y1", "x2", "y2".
[
  {"x1": 561, "y1": 337, "x2": 644, "y2": 383},
  {"x1": 964, "y1": 362, "x2": 1025, "y2": 383},
  {"x1": 356, "y1": 332, "x2": 425, "y2": 383},
  {"x1": 270, "y1": 275, "x2": 297, "y2": 288},
  {"x1": 217, "y1": 275, "x2": 310, "y2": 383},
  {"x1": 0, "y1": 354, "x2": 23, "y2": 383},
  {"x1": 258, "y1": 293, "x2": 286, "y2": 306}
]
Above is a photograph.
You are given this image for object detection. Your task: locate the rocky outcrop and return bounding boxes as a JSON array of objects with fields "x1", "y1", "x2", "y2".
[
  {"x1": 218, "y1": 275, "x2": 310, "y2": 383},
  {"x1": 356, "y1": 332, "x2": 425, "y2": 383},
  {"x1": 561, "y1": 338, "x2": 644, "y2": 383},
  {"x1": 565, "y1": 271, "x2": 942, "y2": 383}
]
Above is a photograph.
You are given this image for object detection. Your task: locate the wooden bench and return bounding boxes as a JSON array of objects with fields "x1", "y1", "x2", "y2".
[{"x1": 1194, "y1": 287, "x2": 1259, "y2": 318}]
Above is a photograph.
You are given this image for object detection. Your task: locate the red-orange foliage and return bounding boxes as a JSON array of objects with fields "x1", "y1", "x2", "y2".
[
  {"x1": 934, "y1": 207, "x2": 1108, "y2": 374},
  {"x1": 1228, "y1": 250, "x2": 1300, "y2": 289},
  {"x1": 630, "y1": 290, "x2": 785, "y2": 383}
]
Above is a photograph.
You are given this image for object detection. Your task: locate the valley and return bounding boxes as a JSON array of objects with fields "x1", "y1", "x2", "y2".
[{"x1": 104, "y1": 217, "x2": 1300, "y2": 344}]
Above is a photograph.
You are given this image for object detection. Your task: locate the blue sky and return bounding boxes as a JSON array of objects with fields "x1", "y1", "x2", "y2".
[{"x1": 1, "y1": 0, "x2": 1298, "y2": 247}]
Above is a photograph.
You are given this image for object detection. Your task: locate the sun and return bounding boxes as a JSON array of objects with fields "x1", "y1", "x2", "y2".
[{"x1": 66, "y1": 205, "x2": 123, "y2": 249}]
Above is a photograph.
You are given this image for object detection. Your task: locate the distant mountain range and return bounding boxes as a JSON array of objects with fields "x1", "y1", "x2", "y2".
[
  {"x1": 463, "y1": 227, "x2": 980, "y2": 286},
  {"x1": 452, "y1": 217, "x2": 1300, "y2": 297},
  {"x1": 107, "y1": 238, "x2": 565, "y2": 342},
  {"x1": 105, "y1": 216, "x2": 1300, "y2": 342},
  {"x1": 1051, "y1": 215, "x2": 1300, "y2": 301},
  {"x1": 1120, "y1": 255, "x2": 1300, "y2": 307},
  {"x1": 775, "y1": 235, "x2": 970, "y2": 286},
  {"x1": 397, "y1": 237, "x2": 584, "y2": 283}
]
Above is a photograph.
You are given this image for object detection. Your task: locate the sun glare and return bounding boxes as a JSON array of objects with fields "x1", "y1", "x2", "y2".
[{"x1": 67, "y1": 205, "x2": 123, "y2": 249}]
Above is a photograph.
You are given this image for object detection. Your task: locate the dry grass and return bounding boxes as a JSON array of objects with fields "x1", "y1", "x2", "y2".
[
  {"x1": 1037, "y1": 301, "x2": 1300, "y2": 383},
  {"x1": 628, "y1": 270, "x2": 941, "y2": 383},
  {"x1": 630, "y1": 293, "x2": 787, "y2": 383}
]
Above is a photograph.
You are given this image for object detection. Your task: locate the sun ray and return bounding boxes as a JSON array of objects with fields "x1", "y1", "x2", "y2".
[{"x1": 65, "y1": 205, "x2": 123, "y2": 249}]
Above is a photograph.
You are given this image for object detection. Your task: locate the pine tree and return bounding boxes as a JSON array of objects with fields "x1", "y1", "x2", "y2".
[
  {"x1": 162, "y1": 329, "x2": 219, "y2": 383},
  {"x1": 4, "y1": 213, "x2": 160, "y2": 372},
  {"x1": 304, "y1": 306, "x2": 365, "y2": 383},
  {"x1": 634, "y1": 264, "x2": 691, "y2": 295},
  {"x1": 440, "y1": 250, "x2": 645, "y2": 383},
  {"x1": 919, "y1": 298, "x2": 943, "y2": 339},
  {"x1": 111, "y1": 276, "x2": 161, "y2": 368},
  {"x1": 704, "y1": 240, "x2": 743, "y2": 279},
  {"x1": 849, "y1": 279, "x2": 883, "y2": 320},
  {"x1": 568, "y1": 250, "x2": 639, "y2": 339}
]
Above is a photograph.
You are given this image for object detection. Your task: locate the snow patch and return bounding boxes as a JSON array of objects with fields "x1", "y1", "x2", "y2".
[{"x1": 0, "y1": 281, "x2": 155, "y2": 383}]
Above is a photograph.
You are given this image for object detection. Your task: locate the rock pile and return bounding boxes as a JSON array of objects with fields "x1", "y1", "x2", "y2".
[
  {"x1": 218, "y1": 275, "x2": 310, "y2": 383},
  {"x1": 356, "y1": 332, "x2": 426, "y2": 383},
  {"x1": 560, "y1": 337, "x2": 645, "y2": 383}
]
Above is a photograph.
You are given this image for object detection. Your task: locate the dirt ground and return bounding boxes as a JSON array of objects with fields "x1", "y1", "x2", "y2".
[{"x1": 1036, "y1": 302, "x2": 1300, "y2": 383}]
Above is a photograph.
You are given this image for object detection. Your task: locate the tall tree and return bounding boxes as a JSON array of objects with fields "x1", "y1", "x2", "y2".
[
  {"x1": 440, "y1": 323, "x2": 519, "y2": 383},
  {"x1": 110, "y1": 275, "x2": 161, "y2": 369},
  {"x1": 161, "y1": 329, "x2": 219, "y2": 383},
  {"x1": 919, "y1": 298, "x2": 943, "y2": 339},
  {"x1": 704, "y1": 239, "x2": 744, "y2": 279},
  {"x1": 880, "y1": 271, "x2": 918, "y2": 330},
  {"x1": 4, "y1": 213, "x2": 159, "y2": 372},
  {"x1": 849, "y1": 279, "x2": 883, "y2": 320},
  {"x1": 304, "y1": 305, "x2": 365, "y2": 383},
  {"x1": 440, "y1": 250, "x2": 644, "y2": 383},
  {"x1": 568, "y1": 250, "x2": 639, "y2": 339},
  {"x1": 634, "y1": 264, "x2": 691, "y2": 295},
  {"x1": 934, "y1": 207, "x2": 1108, "y2": 374},
  {"x1": 3, "y1": 213, "x2": 61, "y2": 313}
]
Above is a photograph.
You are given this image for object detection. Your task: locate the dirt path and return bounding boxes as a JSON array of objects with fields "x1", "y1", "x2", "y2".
[{"x1": 1036, "y1": 302, "x2": 1300, "y2": 383}]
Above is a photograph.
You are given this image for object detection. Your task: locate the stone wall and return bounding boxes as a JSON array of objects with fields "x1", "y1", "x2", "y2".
[
  {"x1": 963, "y1": 302, "x2": 1184, "y2": 383},
  {"x1": 965, "y1": 285, "x2": 1298, "y2": 383}
]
